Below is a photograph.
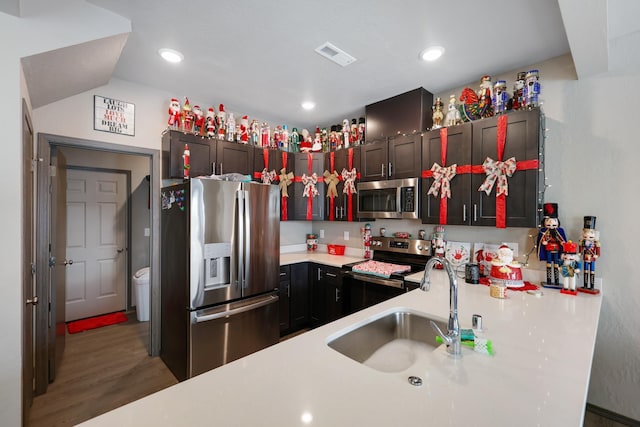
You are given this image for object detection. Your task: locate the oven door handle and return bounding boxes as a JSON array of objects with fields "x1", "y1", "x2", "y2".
[
  {"x1": 193, "y1": 294, "x2": 279, "y2": 323},
  {"x1": 344, "y1": 271, "x2": 405, "y2": 289}
]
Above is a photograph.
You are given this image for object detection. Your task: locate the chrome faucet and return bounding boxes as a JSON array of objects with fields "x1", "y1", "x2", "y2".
[{"x1": 419, "y1": 256, "x2": 461, "y2": 356}]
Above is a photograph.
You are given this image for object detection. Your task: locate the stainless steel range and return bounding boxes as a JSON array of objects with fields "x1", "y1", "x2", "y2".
[{"x1": 343, "y1": 236, "x2": 432, "y2": 313}]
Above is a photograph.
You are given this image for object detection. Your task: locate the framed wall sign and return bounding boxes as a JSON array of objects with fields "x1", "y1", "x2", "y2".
[{"x1": 94, "y1": 95, "x2": 135, "y2": 136}]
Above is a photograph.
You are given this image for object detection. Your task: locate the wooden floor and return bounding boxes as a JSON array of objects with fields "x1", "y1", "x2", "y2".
[
  {"x1": 26, "y1": 317, "x2": 630, "y2": 427},
  {"x1": 27, "y1": 314, "x2": 178, "y2": 427}
]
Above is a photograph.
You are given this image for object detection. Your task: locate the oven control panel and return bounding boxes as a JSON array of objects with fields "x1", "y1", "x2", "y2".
[{"x1": 370, "y1": 237, "x2": 432, "y2": 256}]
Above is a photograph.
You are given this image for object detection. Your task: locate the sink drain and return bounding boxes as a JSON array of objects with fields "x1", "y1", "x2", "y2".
[{"x1": 408, "y1": 376, "x2": 423, "y2": 387}]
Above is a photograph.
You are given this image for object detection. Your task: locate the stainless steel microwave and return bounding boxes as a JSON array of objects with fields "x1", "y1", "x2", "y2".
[{"x1": 357, "y1": 178, "x2": 420, "y2": 219}]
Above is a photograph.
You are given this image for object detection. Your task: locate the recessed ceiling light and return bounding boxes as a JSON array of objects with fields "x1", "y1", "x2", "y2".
[
  {"x1": 158, "y1": 48, "x2": 184, "y2": 63},
  {"x1": 420, "y1": 46, "x2": 445, "y2": 62},
  {"x1": 301, "y1": 101, "x2": 316, "y2": 110}
]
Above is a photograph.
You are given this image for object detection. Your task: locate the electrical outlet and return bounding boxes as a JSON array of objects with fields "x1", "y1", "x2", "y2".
[
  {"x1": 319, "y1": 229, "x2": 325, "y2": 238},
  {"x1": 344, "y1": 231, "x2": 349, "y2": 241},
  {"x1": 144, "y1": 228, "x2": 150, "y2": 237}
]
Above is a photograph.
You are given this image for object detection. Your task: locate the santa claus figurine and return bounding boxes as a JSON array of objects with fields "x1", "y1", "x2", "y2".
[
  {"x1": 205, "y1": 107, "x2": 216, "y2": 137},
  {"x1": 489, "y1": 244, "x2": 524, "y2": 288},
  {"x1": 299, "y1": 129, "x2": 312, "y2": 152},
  {"x1": 193, "y1": 105, "x2": 205, "y2": 135},
  {"x1": 167, "y1": 98, "x2": 181, "y2": 129},
  {"x1": 216, "y1": 104, "x2": 226, "y2": 140},
  {"x1": 239, "y1": 116, "x2": 249, "y2": 144}
]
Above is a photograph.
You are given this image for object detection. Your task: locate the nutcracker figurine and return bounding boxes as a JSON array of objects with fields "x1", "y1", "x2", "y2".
[
  {"x1": 523, "y1": 69, "x2": 540, "y2": 109},
  {"x1": 511, "y1": 71, "x2": 526, "y2": 110},
  {"x1": 167, "y1": 98, "x2": 181, "y2": 129},
  {"x1": 492, "y1": 80, "x2": 509, "y2": 115},
  {"x1": 290, "y1": 127, "x2": 300, "y2": 152},
  {"x1": 342, "y1": 119, "x2": 350, "y2": 149},
  {"x1": 260, "y1": 122, "x2": 271, "y2": 147},
  {"x1": 579, "y1": 216, "x2": 601, "y2": 293},
  {"x1": 432, "y1": 225, "x2": 446, "y2": 269},
  {"x1": 350, "y1": 119, "x2": 358, "y2": 146},
  {"x1": 477, "y1": 75, "x2": 494, "y2": 118},
  {"x1": 249, "y1": 119, "x2": 260, "y2": 145},
  {"x1": 273, "y1": 125, "x2": 282, "y2": 149},
  {"x1": 281, "y1": 125, "x2": 289, "y2": 151},
  {"x1": 559, "y1": 241, "x2": 581, "y2": 295},
  {"x1": 226, "y1": 112, "x2": 236, "y2": 142},
  {"x1": 537, "y1": 203, "x2": 567, "y2": 287},
  {"x1": 432, "y1": 97, "x2": 444, "y2": 129},
  {"x1": 182, "y1": 144, "x2": 190, "y2": 180},
  {"x1": 181, "y1": 98, "x2": 194, "y2": 133},
  {"x1": 358, "y1": 117, "x2": 366, "y2": 145},
  {"x1": 363, "y1": 223, "x2": 372, "y2": 259}
]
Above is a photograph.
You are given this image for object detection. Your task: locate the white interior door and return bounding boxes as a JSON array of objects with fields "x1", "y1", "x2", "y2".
[{"x1": 65, "y1": 169, "x2": 127, "y2": 321}]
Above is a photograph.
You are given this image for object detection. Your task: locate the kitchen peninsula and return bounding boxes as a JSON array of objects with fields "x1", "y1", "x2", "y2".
[{"x1": 80, "y1": 256, "x2": 602, "y2": 427}]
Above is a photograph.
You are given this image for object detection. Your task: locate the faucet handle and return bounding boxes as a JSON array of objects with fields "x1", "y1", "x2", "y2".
[{"x1": 431, "y1": 320, "x2": 452, "y2": 346}]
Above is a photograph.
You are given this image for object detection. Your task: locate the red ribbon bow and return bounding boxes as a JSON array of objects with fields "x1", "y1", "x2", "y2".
[
  {"x1": 478, "y1": 157, "x2": 517, "y2": 196},
  {"x1": 427, "y1": 163, "x2": 457, "y2": 199}
]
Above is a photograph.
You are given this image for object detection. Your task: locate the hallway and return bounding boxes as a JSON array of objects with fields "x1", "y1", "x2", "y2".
[{"x1": 28, "y1": 315, "x2": 177, "y2": 426}]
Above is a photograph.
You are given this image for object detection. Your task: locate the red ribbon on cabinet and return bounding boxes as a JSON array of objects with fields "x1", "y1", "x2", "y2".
[
  {"x1": 294, "y1": 153, "x2": 322, "y2": 220},
  {"x1": 327, "y1": 152, "x2": 337, "y2": 221},
  {"x1": 342, "y1": 148, "x2": 358, "y2": 221},
  {"x1": 279, "y1": 151, "x2": 292, "y2": 221}
]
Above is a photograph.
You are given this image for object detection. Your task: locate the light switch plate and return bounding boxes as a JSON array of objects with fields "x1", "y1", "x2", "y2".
[
  {"x1": 319, "y1": 229, "x2": 325, "y2": 238},
  {"x1": 144, "y1": 228, "x2": 150, "y2": 237},
  {"x1": 344, "y1": 231, "x2": 349, "y2": 241}
]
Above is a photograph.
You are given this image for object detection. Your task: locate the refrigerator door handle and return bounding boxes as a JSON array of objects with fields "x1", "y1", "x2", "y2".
[
  {"x1": 193, "y1": 294, "x2": 279, "y2": 323},
  {"x1": 236, "y1": 190, "x2": 244, "y2": 290},
  {"x1": 243, "y1": 189, "x2": 250, "y2": 289}
]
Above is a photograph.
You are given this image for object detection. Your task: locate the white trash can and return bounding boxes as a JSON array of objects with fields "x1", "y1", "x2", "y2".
[{"x1": 133, "y1": 267, "x2": 150, "y2": 322}]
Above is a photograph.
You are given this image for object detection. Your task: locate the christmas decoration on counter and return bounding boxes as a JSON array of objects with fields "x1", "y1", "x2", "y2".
[
  {"x1": 182, "y1": 144, "x2": 190, "y2": 180},
  {"x1": 492, "y1": 80, "x2": 509, "y2": 115},
  {"x1": 445, "y1": 241, "x2": 471, "y2": 270},
  {"x1": 168, "y1": 98, "x2": 181, "y2": 129},
  {"x1": 523, "y1": 69, "x2": 541, "y2": 109},
  {"x1": 432, "y1": 97, "x2": 444, "y2": 129},
  {"x1": 362, "y1": 223, "x2": 372, "y2": 259},
  {"x1": 182, "y1": 97, "x2": 194, "y2": 133},
  {"x1": 445, "y1": 94, "x2": 461, "y2": 127},
  {"x1": 559, "y1": 241, "x2": 581, "y2": 295},
  {"x1": 306, "y1": 233, "x2": 318, "y2": 252},
  {"x1": 578, "y1": 216, "x2": 601, "y2": 294},
  {"x1": 488, "y1": 244, "x2": 524, "y2": 288},
  {"x1": 537, "y1": 203, "x2": 567, "y2": 288}
]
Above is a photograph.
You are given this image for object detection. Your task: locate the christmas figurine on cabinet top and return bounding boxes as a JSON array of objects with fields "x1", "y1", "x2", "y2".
[
  {"x1": 559, "y1": 241, "x2": 581, "y2": 295},
  {"x1": 492, "y1": 80, "x2": 509, "y2": 115},
  {"x1": 579, "y1": 216, "x2": 601, "y2": 294},
  {"x1": 432, "y1": 97, "x2": 444, "y2": 129},
  {"x1": 523, "y1": 69, "x2": 541, "y2": 109},
  {"x1": 168, "y1": 98, "x2": 181, "y2": 129},
  {"x1": 537, "y1": 203, "x2": 567, "y2": 288},
  {"x1": 445, "y1": 94, "x2": 461, "y2": 127}
]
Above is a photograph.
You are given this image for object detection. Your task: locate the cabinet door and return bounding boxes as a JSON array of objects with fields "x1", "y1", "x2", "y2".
[
  {"x1": 388, "y1": 133, "x2": 422, "y2": 179},
  {"x1": 324, "y1": 148, "x2": 360, "y2": 221},
  {"x1": 163, "y1": 131, "x2": 215, "y2": 179},
  {"x1": 289, "y1": 263, "x2": 310, "y2": 332},
  {"x1": 278, "y1": 266, "x2": 290, "y2": 335},
  {"x1": 471, "y1": 109, "x2": 540, "y2": 227},
  {"x1": 292, "y1": 153, "x2": 325, "y2": 220},
  {"x1": 310, "y1": 264, "x2": 344, "y2": 328},
  {"x1": 275, "y1": 150, "x2": 295, "y2": 221},
  {"x1": 359, "y1": 139, "x2": 388, "y2": 182},
  {"x1": 215, "y1": 140, "x2": 253, "y2": 175},
  {"x1": 421, "y1": 123, "x2": 472, "y2": 225},
  {"x1": 252, "y1": 147, "x2": 277, "y2": 182}
]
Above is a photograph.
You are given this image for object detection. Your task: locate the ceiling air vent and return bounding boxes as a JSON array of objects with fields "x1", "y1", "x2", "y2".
[{"x1": 314, "y1": 42, "x2": 357, "y2": 67}]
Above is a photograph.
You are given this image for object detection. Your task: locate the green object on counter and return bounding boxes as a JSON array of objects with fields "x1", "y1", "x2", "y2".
[{"x1": 436, "y1": 335, "x2": 495, "y2": 356}]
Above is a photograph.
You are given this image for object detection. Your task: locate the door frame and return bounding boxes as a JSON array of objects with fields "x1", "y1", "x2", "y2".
[
  {"x1": 35, "y1": 133, "x2": 161, "y2": 394},
  {"x1": 65, "y1": 166, "x2": 131, "y2": 319}
]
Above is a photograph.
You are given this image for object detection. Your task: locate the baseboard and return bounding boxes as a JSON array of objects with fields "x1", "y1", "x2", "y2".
[{"x1": 587, "y1": 403, "x2": 640, "y2": 426}]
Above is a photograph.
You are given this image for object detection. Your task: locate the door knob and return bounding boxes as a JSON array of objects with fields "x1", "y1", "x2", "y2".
[
  {"x1": 117, "y1": 248, "x2": 126, "y2": 254},
  {"x1": 63, "y1": 259, "x2": 73, "y2": 265},
  {"x1": 26, "y1": 296, "x2": 39, "y2": 305}
]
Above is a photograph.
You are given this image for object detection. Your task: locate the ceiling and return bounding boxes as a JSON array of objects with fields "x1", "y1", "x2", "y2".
[{"x1": 20, "y1": 0, "x2": 640, "y2": 130}]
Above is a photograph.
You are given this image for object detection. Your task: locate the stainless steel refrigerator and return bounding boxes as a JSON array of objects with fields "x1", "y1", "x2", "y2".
[{"x1": 160, "y1": 178, "x2": 280, "y2": 381}]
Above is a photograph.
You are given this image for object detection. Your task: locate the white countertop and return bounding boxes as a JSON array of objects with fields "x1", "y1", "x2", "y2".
[{"x1": 81, "y1": 265, "x2": 602, "y2": 427}]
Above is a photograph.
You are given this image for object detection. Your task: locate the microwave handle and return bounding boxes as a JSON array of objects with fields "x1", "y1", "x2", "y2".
[{"x1": 463, "y1": 204, "x2": 467, "y2": 222}]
